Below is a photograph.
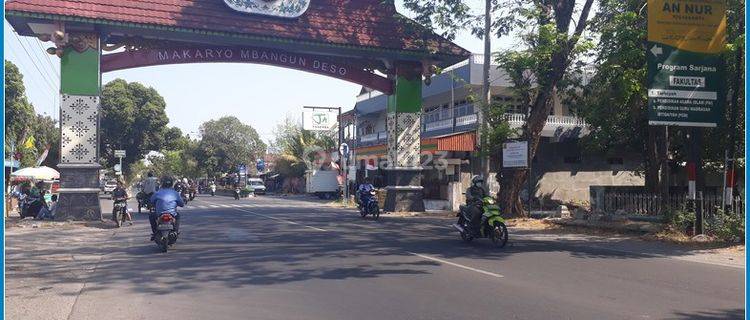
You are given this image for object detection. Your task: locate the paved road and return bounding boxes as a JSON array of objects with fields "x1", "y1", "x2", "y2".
[{"x1": 7, "y1": 194, "x2": 744, "y2": 320}]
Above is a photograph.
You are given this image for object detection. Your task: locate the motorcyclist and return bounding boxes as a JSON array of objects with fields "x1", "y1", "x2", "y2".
[
  {"x1": 209, "y1": 181, "x2": 217, "y2": 195},
  {"x1": 142, "y1": 172, "x2": 158, "y2": 198},
  {"x1": 356, "y1": 177, "x2": 376, "y2": 210},
  {"x1": 465, "y1": 175, "x2": 487, "y2": 235},
  {"x1": 112, "y1": 179, "x2": 133, "y2": 225},
  {"x1": 148, "y1": 176, "x2": 185, "y2": 240},
  {"x1": 25, "y1": 181, "x2": 46, "y2": 218}
]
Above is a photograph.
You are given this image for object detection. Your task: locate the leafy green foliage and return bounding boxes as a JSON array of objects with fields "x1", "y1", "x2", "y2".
[
  {"x1": 399, "y1": 0, "x2": 476, "y2": 40},
  {"x1": 100, "y1": 79, "x2": 170, "y2": 174},
  {"x1": 197, "y1": 116, "x2": 266, "y2": 175},
  {"x1": 664, "y1": 205, "x2": 695, "y2": 232},
  {"x1": 4, "y1": 60, "x2": 36, "y2": 155},
  {"x1": 706, "y1": 210, "x2": 745, "y2": 243},
  {"x1": 4, "y1": 60, "x2": 60, "y2": 168},
  {"x1": 271, "y1": 116, "x2": 335, "y2": 178}
]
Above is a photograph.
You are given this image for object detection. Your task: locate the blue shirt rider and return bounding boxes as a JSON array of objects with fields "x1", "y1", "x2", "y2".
[{"x1": 149, "y1": 176, "x2": 184, "y2": 240}]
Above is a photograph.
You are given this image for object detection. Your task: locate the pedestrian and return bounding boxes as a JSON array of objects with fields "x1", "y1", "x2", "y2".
[{"x1": 36, "y1": 194, "x2": 57, "y2": 220}]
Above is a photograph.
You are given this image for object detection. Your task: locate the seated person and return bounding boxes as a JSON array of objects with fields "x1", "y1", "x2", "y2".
[{"x1": 36, "y1": 194, "x2": 57, "y2": 220}]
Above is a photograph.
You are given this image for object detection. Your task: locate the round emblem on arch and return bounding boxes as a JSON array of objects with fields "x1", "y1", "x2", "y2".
[{"x1": 223, "y1": 0, "x2": 310, "y2": 18}]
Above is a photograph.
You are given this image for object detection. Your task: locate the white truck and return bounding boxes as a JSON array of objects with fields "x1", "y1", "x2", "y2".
[{"x1": 305, "y1": 170, "x2": 340, "y2": 199}]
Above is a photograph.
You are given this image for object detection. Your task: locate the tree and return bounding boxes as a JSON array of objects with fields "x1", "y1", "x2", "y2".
[
  {"x1": 576, "y1": 0, "x2": 745, "y2": 196},
  {"x1": 271, "y1": 116, "x2": 336, "y2": 178},
  {"x1": 493, "y1": 0, "x2": 595, "y2": 217},
  {"x1": 197, "y1": 116, "x2": 266, "y2": 175},
  {"x1": 4, "y1": 60, "x2": 61, "y2": 168},
  {"x1": 100, "y1": 79, "x2": 170, "y2": 174},
  {"x1": 573, "y1": 0, "x2": 657, "y2": 189},
  {"x1": 4, "y1": 60, "x2": 35, "y2": 157},
  {"x1": 162, "y1": 126, "x2": 192, "y2": 151},
  {"x1": 31, "y1": 114, "x2": 60, "y2": 168}
]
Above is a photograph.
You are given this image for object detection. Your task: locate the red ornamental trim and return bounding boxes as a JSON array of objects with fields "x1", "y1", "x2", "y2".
[{"x1": 101, "y1": 46, "x2": 394, "y2": 94}]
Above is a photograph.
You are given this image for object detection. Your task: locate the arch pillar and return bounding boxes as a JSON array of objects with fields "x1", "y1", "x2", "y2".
[
  {"x1": 55, "y1": 32, "x2": 103, "y2": 220},
  {"x1": 384, "y1": 62, "x2": 425, "y2": 212}
]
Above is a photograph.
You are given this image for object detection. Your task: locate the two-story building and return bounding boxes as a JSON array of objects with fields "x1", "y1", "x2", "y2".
[{"x1": 343, "y1": 54, "x2": 643, "y2": 210}]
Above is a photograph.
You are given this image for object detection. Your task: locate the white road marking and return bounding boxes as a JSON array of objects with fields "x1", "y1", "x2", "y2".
[
  {"x1": 197, "y1": 201, "x2": 328, "y2": 232},
  {"x1": 406, "y1": 252, "x2": 504, "y2": 279},
  {"x1": 239, "y1": 209, "x2": 328, "y2": 232}
]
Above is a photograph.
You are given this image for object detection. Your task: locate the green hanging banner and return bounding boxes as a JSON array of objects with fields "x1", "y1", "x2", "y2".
[{"x1": 647, "y1": 0, "x2": 726, "y2": 127}]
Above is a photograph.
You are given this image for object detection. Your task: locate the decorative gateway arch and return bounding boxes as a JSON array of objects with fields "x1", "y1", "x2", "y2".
[{"x1": 5, "y1": 0, "x2": 470, "y2": 219}]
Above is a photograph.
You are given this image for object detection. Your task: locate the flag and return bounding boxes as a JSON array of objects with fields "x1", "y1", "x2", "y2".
[
  {"x1": 35, "y1": 145, "x2": 50, "y2": 166},
  {"x1": 23, "y1": 136, "x2": 35, "y2": 149}
]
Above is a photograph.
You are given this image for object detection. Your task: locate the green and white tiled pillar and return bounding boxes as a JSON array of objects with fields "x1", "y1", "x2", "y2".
[
  {"x1": 384, "y1": 62, "x2": 425, "y2": 212},
  {"x1": 56, "y1": 32, "x2": 102, "y2": 220}
]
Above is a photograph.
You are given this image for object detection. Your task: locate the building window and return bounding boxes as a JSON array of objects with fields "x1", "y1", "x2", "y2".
[{"x1": 363, "y1": 123, "x2": 374, "y2": 135}]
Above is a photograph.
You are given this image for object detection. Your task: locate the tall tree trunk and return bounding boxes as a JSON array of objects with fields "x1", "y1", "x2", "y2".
[{"x1": 497, "y1": 0, "x2": 594, "y2": 217}]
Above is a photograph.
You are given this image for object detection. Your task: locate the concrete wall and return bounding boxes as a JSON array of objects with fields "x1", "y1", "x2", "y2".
[
  {"x1": 535, "y1": 170, "x2": 644, "y2": 206},
  {"x1": 531, "y1": 138, "x2": 644, "y2": 206}
]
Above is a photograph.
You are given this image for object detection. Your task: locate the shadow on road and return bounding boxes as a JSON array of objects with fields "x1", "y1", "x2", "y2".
[
  {"x1": 4, "y1": 195, "x2": 743, "y2": 301},
  {"x1": 669, "y1": 308, "x2": 744, "y2": 320}
]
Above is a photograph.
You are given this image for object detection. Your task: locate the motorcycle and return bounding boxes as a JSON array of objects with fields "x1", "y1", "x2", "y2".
[
  {"x1": 154, "y1": 211, "x2": 179, "y2": 252},
  {"x1": 359, "y1": 190, "x2": 380, "y2": 220},
  {"x1": 136, "y1": 191, "x2": 153, "y2": 214},
  {"x1": 210, "y1": 185, "x2": 216, "y2": 197},
  {"x1": 453, "y1": 196, "x2": 508, "y2": 247},
  {"x1": 19, "y1": 194, "x2": 44, "y2": 219},
  {"x1": 233, "y1": 188, "x2": 241, "y2": 200},
  {"x1": 112, "y1": 197, "x2": 130, "y2": 228},
  {"x1": 188, "y1": 186, "x2": 197, "y2": 201}
]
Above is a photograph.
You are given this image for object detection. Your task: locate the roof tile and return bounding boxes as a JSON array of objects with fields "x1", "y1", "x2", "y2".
[{"x1": 6, "y1": 0, "x2": 469, "y2": 58}]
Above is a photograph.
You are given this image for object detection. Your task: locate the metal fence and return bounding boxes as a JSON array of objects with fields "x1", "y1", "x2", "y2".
[{"x1": 603, "y1": 192, "x2": 745, "y2": 217}]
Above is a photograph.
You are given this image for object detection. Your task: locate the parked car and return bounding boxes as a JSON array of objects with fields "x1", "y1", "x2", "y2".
[
  {"x1": 247, "y1": 178, "x2": 266, "y2": 195},
  {"x1": 102, "y1": 180, "x2": 117, "y2": 194}
]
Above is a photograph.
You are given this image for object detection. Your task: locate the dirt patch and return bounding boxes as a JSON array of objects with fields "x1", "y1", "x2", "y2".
[
  {"x1": 505, "y1": 218, "x2": 558, "y2": 230},
  {"x1": 643, "y1": 228, "x2": 746, "y2": 249}
]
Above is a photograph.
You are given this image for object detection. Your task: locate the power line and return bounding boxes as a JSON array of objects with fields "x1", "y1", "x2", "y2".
[
  {"x1": 32, "y1": 37, "x2": 60, "y2": 79},
  {"x1": 27, "y1": 37, "x2": 61, "y2": 120},
  {"x1": 12, "y1": 30, "x2": 57, "y2": 93},
  {"x1": 6, "y1": 45, "x2": 55, "y2": 101},
  {"x1": 7, "y1": 38, "x2": 59, "y2": 120},
  {"x1": 21, "y1": 35, "x2": 58, "y2": 89},
  {"x1": 12, "y1": 31, "x2": 61, "y2": 120}
]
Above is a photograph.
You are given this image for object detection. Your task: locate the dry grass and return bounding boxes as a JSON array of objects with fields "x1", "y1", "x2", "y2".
[
  {"x1": 505, "y1": 218, "x2": 558, "y2": 230},
  {"x1": 643, "y1": 227, "x2": 746, "y2": 250}
]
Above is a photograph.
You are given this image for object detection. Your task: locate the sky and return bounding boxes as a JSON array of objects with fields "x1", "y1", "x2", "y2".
[{"x1": 4, "y1": 0, "x2": 517, "y2": 143}]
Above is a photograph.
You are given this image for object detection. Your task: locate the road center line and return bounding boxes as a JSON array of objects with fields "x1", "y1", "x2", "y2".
[
  {"x1": 406, "y1": 252, "x2": 504, "y2": 278},
  {"x1": 195, "y1": 200, "x2": 329, "y2": 232},
  {"x1": 234, "y1": 208, "x2": 328, "y2": 232}
]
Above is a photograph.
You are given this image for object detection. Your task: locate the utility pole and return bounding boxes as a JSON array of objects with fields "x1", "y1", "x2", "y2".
[{"x1": 479, "y1": 0, "x2": 492, "y2": 185}]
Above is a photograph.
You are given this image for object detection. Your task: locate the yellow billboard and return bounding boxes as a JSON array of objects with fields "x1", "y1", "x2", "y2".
[{"x1": 648, "y1": 0, "x2": 727, "y2": 54}]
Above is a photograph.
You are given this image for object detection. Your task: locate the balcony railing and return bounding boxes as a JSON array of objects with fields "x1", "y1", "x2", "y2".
[
  {"x1": 360, "y1": 133, "x2": 380, "y2": 142},
  {"x1": 455, "y1": 114, "x2": 478, "y2": 126},
  {"x1": 357, "y1": 131, "x2": 388, "y2": 146},
  {"x1": 425, "y1": 119, "x2": 454, "y2": 132},
  {"x1": 505, "y1": 113, "x2": 588, "y2": 126}
]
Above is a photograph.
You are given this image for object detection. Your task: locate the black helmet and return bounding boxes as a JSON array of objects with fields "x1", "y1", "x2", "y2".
[
  {"x1": 147, "y1": 172, "x2": 154, "y2": 178},
  {"x1": 160, "y1": 176, "x2": 175, "y2": 188},
  {"x1": 471, "y1": 175, "x2": 484, "y2": 185}
]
